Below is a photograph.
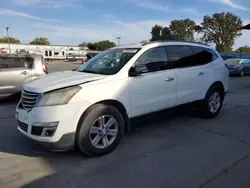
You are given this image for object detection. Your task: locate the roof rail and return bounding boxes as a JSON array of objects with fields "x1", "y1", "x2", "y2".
[{"x1": 142, "y1": 40, "x2": 209, "y2": 46}]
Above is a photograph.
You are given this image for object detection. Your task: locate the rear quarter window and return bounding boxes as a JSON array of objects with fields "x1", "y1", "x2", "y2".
[{"x1": 191, "y1": 46, "x2": 218, "y2": 65}]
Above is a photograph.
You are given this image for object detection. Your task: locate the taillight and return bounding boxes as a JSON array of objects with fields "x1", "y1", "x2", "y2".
[{"x1": 42, "y1": 58, "x2": 48, "y2": 74}]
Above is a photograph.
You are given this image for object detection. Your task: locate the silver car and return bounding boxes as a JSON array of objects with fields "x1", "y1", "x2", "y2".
[{"x1": 0, "y1": 54, "x2": 48, "y2": 98}]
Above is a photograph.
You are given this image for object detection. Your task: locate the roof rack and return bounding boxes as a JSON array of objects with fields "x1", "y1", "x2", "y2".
[{"x1": 142, "y1": 40, "x2": 209, "y2": 46}]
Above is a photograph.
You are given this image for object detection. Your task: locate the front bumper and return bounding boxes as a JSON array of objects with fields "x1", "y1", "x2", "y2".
[
  {"x1": 16, "y1": 100, "x2": 91, "y2": 150},
  {"x1": 229, "y1": 69, "x2": 240, "y2": 75},
  {"x1": 38, "y1": 132, "x2": 76, "y2": 151}
]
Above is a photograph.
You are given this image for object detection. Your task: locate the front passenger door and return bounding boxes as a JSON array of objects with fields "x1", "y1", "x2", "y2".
[
  {"x1": 242, "y1": 59, "x2": 250, "y2": 74},
  {"x1": 129, "y1": 47, "x2": 177, "y2": 117}
]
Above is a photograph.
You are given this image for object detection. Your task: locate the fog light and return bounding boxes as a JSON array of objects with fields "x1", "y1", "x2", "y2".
[
  {"x1": 32, "y1": 122, "x2": 59, "y2": 137},
  {"x1": 44, "y1": 129, "x2": 56, "y2": 137}
]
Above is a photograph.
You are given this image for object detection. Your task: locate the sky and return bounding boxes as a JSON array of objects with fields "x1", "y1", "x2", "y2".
[{"x1": 0, "y1": 0, "x2": 249, "y2": 49}]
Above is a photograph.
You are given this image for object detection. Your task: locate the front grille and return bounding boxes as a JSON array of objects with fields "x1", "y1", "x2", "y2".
[
  {"x1": 21, "y1": 89, "x2": 41, "y2": 110},
  {"x1": 31, "y1": 126, "x2": 43, "y2": 136},
  {"x1": 18, "y1": 121, "x2": 28, "y2": 132}
]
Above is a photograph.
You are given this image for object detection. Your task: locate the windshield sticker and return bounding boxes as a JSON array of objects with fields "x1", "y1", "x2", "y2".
[{"x1": 122, "y1": 49, "x2": 138, "y2": 53}]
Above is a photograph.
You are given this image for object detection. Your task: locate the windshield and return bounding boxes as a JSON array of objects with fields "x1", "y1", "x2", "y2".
[
  {"x1": 226, "y1": 59, "x2": 241, "y2": 65},
  {"x1": 75, "y1": 48, "x2": 140, "y2": 75}
]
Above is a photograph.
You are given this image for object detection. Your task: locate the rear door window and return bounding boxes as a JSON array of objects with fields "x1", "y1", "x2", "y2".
[
  {"x1": 0, "y1": 57, "x2": 34, "y2": 69},
  {"x1": 7, "y1": 57, "x2": 26, "y2": 68},
  {"x1": 166, "y1": 46, "x2": 196, "y2": 68},
  {"x1": 0, "y1": 57, "x2": 9, "y2": 68}
]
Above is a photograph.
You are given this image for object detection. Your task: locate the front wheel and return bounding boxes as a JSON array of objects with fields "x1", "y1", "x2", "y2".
[
  {"x1": 240, "y1": 69, "x2": 244, "y2": 77},
  {"x1": 76, "y1": 104, "x2": 125, "y2": 157},
  {"x1": 200, "y1": 86, "x2": 224, "y2": 118}
]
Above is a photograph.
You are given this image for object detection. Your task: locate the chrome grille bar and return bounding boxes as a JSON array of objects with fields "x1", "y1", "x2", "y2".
[{"x1": 21, "y1": 89, "x2": 41, "y2": 110}]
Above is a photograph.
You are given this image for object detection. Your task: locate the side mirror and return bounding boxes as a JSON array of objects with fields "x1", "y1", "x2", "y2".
[{"x1": 129, "y1": 65, "x2": 148, "y2": 77}]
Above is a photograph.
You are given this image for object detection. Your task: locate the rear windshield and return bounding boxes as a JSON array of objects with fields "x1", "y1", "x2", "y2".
[{"x1": 226, "y1": 59, "x2": 241, "y2": 65}]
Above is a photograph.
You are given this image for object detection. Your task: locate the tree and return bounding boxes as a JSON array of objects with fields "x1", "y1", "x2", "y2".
[
  {"x1": 200, "y1": 12, "x2": 242, "y2": 52},
  {"x1": 236, "y1": 46, "x2": 250, "y2": 53},
  {"x1": 150, "y1": 25, "x2": 163, "y2": 41},
  {"x1": 87, "y1": 42, "x2": 97, "y2": 50},
  {"x1": 30, "y1": 37, "x2": 50, "y2": 45},
  {"x1": 87, "y1": 40, "x2": 116, "y2": 50},
  {"x1": 170, "y1": 19, "x2": 197, "y2": 40},
  {"x1": 161, "y1": 27, "x2": 172, "y2": 40},
  {"x1": 78, "y1": 42, "x2": 88, "y2": 47},
  {"x1": 150, "y1": 19, "x2": 199, "y2": 41},
  {"x1": 0, "y1": 37, "x2": 20, "y2": 44}
]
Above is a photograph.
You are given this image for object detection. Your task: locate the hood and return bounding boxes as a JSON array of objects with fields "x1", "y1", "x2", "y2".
[
  {"x1": 24, "y1": 71, "x2": 106, "y2": 93},
  {"x1": 228, "y1": 64, "x2": 242, "y2": 69}
]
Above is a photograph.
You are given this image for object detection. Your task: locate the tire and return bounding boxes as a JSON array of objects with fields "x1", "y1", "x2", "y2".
[
  {"x1": 240, "y1": 69, "x2": 244, "y2": 77},
  {"x1": 200, "y1": 86, "x2": 224, "y2": 118},
  {"x1": 76, "y1": 104, "x2": 125, "y2": 157}
]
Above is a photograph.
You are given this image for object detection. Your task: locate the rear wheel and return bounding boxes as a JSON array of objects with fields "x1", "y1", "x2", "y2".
[
  {"x1": 76, "y1": 104, "x2": 125, "y2": 157},
  {"x1": 200, "y1": 86, "x2": 224, "y2": 118}
]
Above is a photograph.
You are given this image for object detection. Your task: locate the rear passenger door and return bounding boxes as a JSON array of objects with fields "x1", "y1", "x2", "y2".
[
  {"x1": 166, "y1": 45, "x2": 209, "y2": 105},
  {"x1": 190, "y1": 46, "x2": 219, "y2": 99},
  {"x1": 0, "y1": 57, "x2": 32, "y2": 97}
]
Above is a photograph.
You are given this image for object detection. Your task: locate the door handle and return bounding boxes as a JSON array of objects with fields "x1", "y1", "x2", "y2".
[
  {"x1": 20, "y1": 71, "x2": 28, "y2": 75},
  {"x1": 198, "y1": 72, "x2": 205, "y2": 76},
  {"x1": 165, "y1": 77, "x2": 175, "y2": 82}
]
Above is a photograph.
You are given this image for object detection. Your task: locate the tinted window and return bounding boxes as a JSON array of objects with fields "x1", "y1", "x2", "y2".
[
  {"x1": 45, "y1": 51, "x2": 48, "y2": 56},
  {"x1": 135, "y1": 47, "x2": 171, "y2": 73},
  {"x1": 49, "y1": 51, "x2": 52, "y2": 57},
  {"x1": 0, "y1": 57, "x2": 25, "y2": 68},
  {"x1": 191, "y1": 47, "x2": 218, "y2": 65},
  {"x1": 0, "y1": 57, "x2": 33, "y2": 69},
  {"x1": 167, "y1": 46, "x2": 195, "y2": 68},
  {"x1": 242, "y1": 60, "x2": 250, "y2": 65}
]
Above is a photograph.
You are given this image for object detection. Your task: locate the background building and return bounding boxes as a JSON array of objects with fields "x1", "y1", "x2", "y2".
[{"x1": 0, "y1": 43, "x2": 97, "y2": 61}]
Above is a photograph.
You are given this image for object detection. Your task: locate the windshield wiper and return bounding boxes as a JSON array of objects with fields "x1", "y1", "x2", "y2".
[{"x1": 78, "y1": 70, "x2": 97, "y2": 74}]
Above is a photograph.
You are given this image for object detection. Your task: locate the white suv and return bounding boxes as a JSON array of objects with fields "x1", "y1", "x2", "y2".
[{"x1": 16, "y1": 41, "x2": 229, "y2": 156}]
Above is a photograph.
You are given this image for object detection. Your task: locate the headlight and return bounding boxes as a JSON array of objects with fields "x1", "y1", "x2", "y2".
[{"x1": 37, "y1": 86, "x2": 81, "y2": 107}]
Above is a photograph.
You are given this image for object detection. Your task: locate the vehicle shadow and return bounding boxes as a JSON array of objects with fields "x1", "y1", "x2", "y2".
[
  {"x1": 0, "y1": 94, "x2": 20, "y2": 104},
  {"x1": 0, "y1": 104, "x2": 199, "y2": 158},
  {"x1": 19, "y1": 106, "x2": 201, "y2": 188},
  {"x1": 0, "y1": 102, "x2": 201, "y2": 188}
]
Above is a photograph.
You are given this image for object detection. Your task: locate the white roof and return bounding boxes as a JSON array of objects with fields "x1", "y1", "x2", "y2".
[
  {"x1": 111, "y1": 43, "x2": 142, "y2": 49},
  {"x1": 111, "y1": 41, "x2": 211, "y2": 50}
]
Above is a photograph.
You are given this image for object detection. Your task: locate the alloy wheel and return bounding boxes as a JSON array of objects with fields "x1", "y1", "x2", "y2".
[
  {"x1": 89, "y1": 115, "x2": 118, "y2": 149},
  {"x1": 208, "y1": 92, "x2": 221, "y2": 114}
]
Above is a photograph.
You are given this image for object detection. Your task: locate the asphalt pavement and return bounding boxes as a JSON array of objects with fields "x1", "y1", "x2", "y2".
[
  {"x1": 0, "y1": 63, "x2": 250, "y2": 188},
  {"x1": 47, "y1": 61, "x2": 81, "y2": 73}
]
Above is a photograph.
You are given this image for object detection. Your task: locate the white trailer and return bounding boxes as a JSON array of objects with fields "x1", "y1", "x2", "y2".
[{"x1": 0, "y1": 43, "x2": 99, "y2": 61}]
